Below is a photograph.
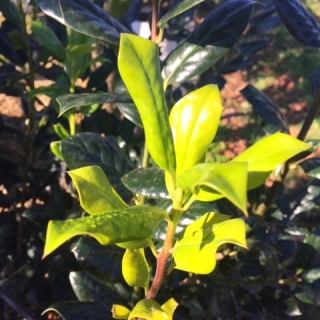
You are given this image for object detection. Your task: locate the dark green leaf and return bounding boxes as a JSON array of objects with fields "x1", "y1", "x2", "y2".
[
  {"x1": 240, "y1": 84, "x2": 289, "y2": 134},
  {"x1": 114, "y1": 75, "x2": 142, "y2": 127},
  {"x1": 72, "y1": 237, "x2": 123, "y2": 284},
  {"x1": 43, "y1": 301, "x2": 113, "y2": 320},
  {"x1": 57, "y1": 93, "x2": 132, "y2": 116},
  {"x1": 186, "y1": 0, "x2": 256, "y2": 47},
  {"x1": 22, "y1": 204, "x2": 66, "y2": 223},
  {"x1": 34, "y1": 0, "x2": 131, "y2": 45},
  {"x1": 60, "y1": 133, "x2": 134, "y2": 201},
  {"x1": 31, "y1": 21, "x2": 66, "y2": 61},
  {"x1": 163, "y1": 43, "x2": 228, "y2": 87},
  {"x1": 302, "y1": 268, "x2": 320, "y2": 283},
  {"x1": 158, "y1": 0, "x2": 205, "y2": 29},
  {"x1": 122, "y1": 168, "x2": 170, "y2": 199},
  {"x1": 69, "y1": 271, "x2": 124, "y2": 307},
  {"x1": 300, "y1": 157, "x2": 320, "y2": 179},
  {"x1": 0, "y1": 0, "x2": 21, "y2": 27},
  {"x1": 43, "y1": 205, "x2": 166, "y2": 257},
  {"x1": 118, "y1": 34, "x2": 176, "y2": 175}
]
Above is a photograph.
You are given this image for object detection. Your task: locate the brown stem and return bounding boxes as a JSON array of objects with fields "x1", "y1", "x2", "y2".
[
  {"x1": 151, "y1": 0, "x2": 159, "y2": 42},
  {"x1": 146, "y1": 218, "x2": 176, "y2": 299},
  {"x1": 256, "y1": 86, "x2": 320, "y2": 216}
]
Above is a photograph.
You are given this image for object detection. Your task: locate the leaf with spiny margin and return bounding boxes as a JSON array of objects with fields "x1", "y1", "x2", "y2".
[
  {"x1": 34, "y1": 0, "x2": 130, "y2": 45},
  {"x1": 121, "y1": 168, "x2": 170, "y2": 199},
  {"x1": 173, "y1": 212, "x2": 247, "y2": 274},
  {"x1": 57, "y1": 93, "x2": 132, "y2": 116},
  {"x1": 177, "y1": 162, "x2": 248, "y2": 215},
  {"x1": 68, "y1": 166, "x2": 127, "y2": 215},
  {"x1": 122, "y1": 248, "x2": 149, "y2": 288},
  {"x1": 241, "y1": 84, "x2": 289, "y2": 134},
  {"x1": 170, "y1": 85, "x2": 223, "y2": 176},
  {"x1": 274, "y1": 0, "x2": 320, "y2": 48},
  {"x1": 231, "y1": 132, "x2": 311, "y2": 190},
  {"x1": 129, "y1": 299, "x2": 168, "y2": 320},
  {"x1": 157, "y1": 0, "x2": 205, "y2": 29},
  {"x1": 118, "y1": 34, "x2": 176, "y2": 175},
  {"x1": 43, "y1": 205, "x2": 166, "y2": 257}
]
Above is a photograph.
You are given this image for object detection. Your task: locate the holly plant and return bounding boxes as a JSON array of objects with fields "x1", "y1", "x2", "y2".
[{"x1": 43, "y1": 34, "x2": 311, "y2": 320}]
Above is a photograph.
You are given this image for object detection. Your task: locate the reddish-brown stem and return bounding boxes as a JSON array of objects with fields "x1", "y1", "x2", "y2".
[
  {"x1": 146, "y1": 219, "x2": 176, "y2": 299},
  {"x1": 151, "y1": 0, "x2": 159, "y2": 42}
]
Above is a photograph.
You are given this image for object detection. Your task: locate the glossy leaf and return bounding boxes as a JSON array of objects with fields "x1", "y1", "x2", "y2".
[
  {"x1": 69, "y1": 271, "x2": 123, "y2": 307},
  {"x1": 0, "y1": 0, "x2": 21, "y2": 27},
  {"x1": 161, "y1": 298, "x2": 178, "y2": 320},
  {"x1": 163, "y1": 43, "x2": 228, "y2": 87},
  {"x1": 118, "y1": 34, "x2": 176, "y2": 174},
  {"x1": 121, "y1": 168, "x2": 170, "y2": 199},
  {"x1": 109, "y1": 0, "x2": 130, "y2": 20},
  {"x1": 60, "y1": 133, "x2": 134, "y2": 201},
  {"x1": 34, "y1": 0, "x2": 130, "y2": 45},
  {"x1": 43, "y1": 205, "x2": 166, "y2": 257},
  {"x1": 68, "y1": 166, "x2": 127, "y2": 215},
  {"x1": 241, "y1": 84, "x2": 289, "y2": 134},
  {"x1": 43, "y1": 301, "x2": 113, "y2": 320},
  {"x1": 170, "y1": 85, "x2": 223, "y2": 176},
  {"x1": 72, "y1": 237, "x2": 123, "y2": 284},
  {"x1": 112, "y1": 304, "x2": 131, "y2": 319},
  {"x1": 274, "y1": 0, "x2": 320, "y2": 48},
  {"x1": 57, "y1": 92, "x2": 132, "y2": 116},
  {"x1": 173, "y1": 212, "x2": 247, "y2": 274},
  {"x1": 50, "y1": 141, "x2": 64, "y2": 161},
  {"x1": 300, "y1": 157, "x2": 320, "y2": 179},
  {"x1": 158, "y1": 0, "x2": 205, "y2": 29},
  {"x1": 31, "y1": 21, "x2": 66, "y2": 61},
  {"x1": 114, "y1": 75, "x2": 142, "y2": 127},
  {"x1": 53, "y1": 123, "x2": 70, "y2": 139},
  {"x1": 122, "y1": 248, "x2": 149, "y2": 288},
  {"x1": 187, "y1": 0, "x2": 255, "y2": 47},
  {"x1": 177, "y1": 162, "x2": 248, "y2": 214},
  {"x1": 232, "y1": 132, "x2": 311, "y2": 190},
  {"x1": 129, "y1": 299, "x2": 168, "y2": 320}
]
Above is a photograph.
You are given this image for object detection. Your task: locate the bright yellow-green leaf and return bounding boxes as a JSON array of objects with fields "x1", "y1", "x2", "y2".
[
  {"x1": 177, "y1": 162, "x2": 248, "y2": 214},
  {"x1": 161, "y1": 298, "x2": 179, "y2": 320},
  {"x1": 68, "y1": 165, "x2": 127, "y2": 215},
  {"x1": 232, "y1": 132, "x2": 311, "y2": 189},
  {"x1": 43, "y1": 205, "x2": 166, "y2": 258},
  {"x1": 129, "y1": 299, "x2": 168, "y2": 320},
  {"x1": 122, "y1": 248, "x2": 149, "y2": 288},
  {"x1": 173, "y1": 212, "x2": 247, "y2": 274},
  {"x1": 111, "y1": 304, "x2": 131, "y2": 319},
  {"x1": 118, "y1": 34, "x2": 176, "y2": 175},
  {"x1": 50, "y1": 141, "x2": 64, "y2": 161},
  {"x1": 170, "y1": 85, "x2": 223, "y2": 176}
]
